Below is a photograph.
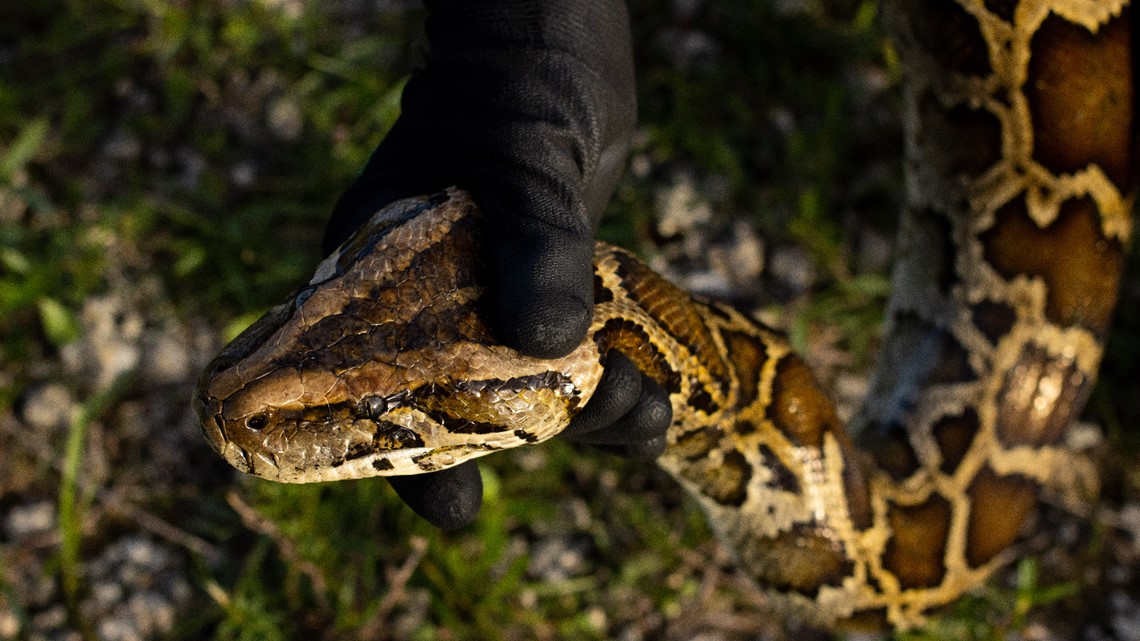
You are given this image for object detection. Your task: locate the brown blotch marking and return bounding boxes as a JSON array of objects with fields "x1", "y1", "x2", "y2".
[
  {"x1": 673, "y1": 425, "x2": 724, "y2": 461},
  {"x1": 920, "y1": 94, "x2": 1003, "y2": 178},
  {"x1": 840, "y1": 608, "x2": 891, "y2": 632},
  {"x1": 933, "y1": 408, "x2": 980, "y2": 474},
  {"x1": 983, "y1": 0, "x2": 1017, "y2": 21},
  {"x1": 843, "y1": 452, "x2": 874, "y2": 530},
  {"x1": 593, "y1": 272, "x2": 614, "y2": 304},
  {"x1": 971, "y1": 300, "x2": 1017, "y2": 345},
  {"x1": 680, "y1": 449, "x2": 751, "y2": 506},
  {"x1": 870, "y1": 420, "x2": 921, "y2": 481},
  {"x1": 767, "y1": 356, "x2": 841, "y2": 450},
  {"x1": 1027, "y1": 11, "x2": 1134, "y2": 190},
  {"x1": 595, "y1": 318, "x2": 682, "y2": 394},
  {"x1": 901, "y1": 0, "x2": 991, "y2": 75},
  {"x1": 903, "y1": 209, "x2": 958, "y2": 295},
  {"x1": 708, "y1": 450, "x2": 751, "y2": 506},
  {"x1": 371, "y1": 458, "x2": 394, "y2": 471},
  {"x1": 965, "y1": 467, "x2": 1038, "y2": 567},
  {"x1": 883, "y1": 495, "x2": 952, "y2": 589},
  {"x1": 995, "y1": 344, "x2": 1091, "y2": 448},
  {"x1": 733, "y1": 419, "x2": 757, "y2": 436},
  {"x1": 981, "y1": 197, "x2": 1125, "y2": 334},
  {"x1": 891, "y1": 312, "x2": 977, "y2": 385},
  {"x1": 612, "y1": 251, "x2": 730, "y2": 394},
  {"x1": 687, "y1": 385, "x2": 718, "y2": 414},
  {"x1": 720, "y1": 329, "x2": 770, "y2": 408},
  {"x1": 758, "y1": 444, "x2": 800, "y2": 493},
  {"x1": 929, "y1": 327, "x2": 977, "y2": 384},
  {"x1": 767, "y1": 356, "x2": 874, "y2": 529},
  {"x1": 705, "y1": 302, "x2": 734, "y2": 322},
  {"x1": 745, "y1": 525, "x2": 855, "y2": 596}
]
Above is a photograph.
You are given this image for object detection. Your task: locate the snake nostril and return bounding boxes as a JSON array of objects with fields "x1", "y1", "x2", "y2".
[{"x1": 246, "y1": 413, "x2": 268, "y2": 431}]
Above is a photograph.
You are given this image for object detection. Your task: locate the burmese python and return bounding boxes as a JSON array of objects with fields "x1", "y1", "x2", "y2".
[{"x1": 194, "y1": 0, "x2": 1137, "y2": 629}]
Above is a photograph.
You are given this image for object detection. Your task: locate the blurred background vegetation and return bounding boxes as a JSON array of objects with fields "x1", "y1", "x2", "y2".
[{"x1": 2, "y1": 1, "x2": 1139, "y2": 640}]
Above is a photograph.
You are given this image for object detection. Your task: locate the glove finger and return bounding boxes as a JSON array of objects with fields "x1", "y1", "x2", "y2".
[
  {"x1": 614, "y1": 435, "x2": 668, "y2": 461},
  {"x1": 386, "y1": 461, "x2": 483, "y2": 530},
  {"x1": 566, "y1": 371, "x2": 672, "y2": 446},
  {"x1": 562, "y1": 351, "x2": 642, "y2": 439},
  {"x1": 483, "y1": 203, "x2": 596, "y2": 359},
  {"x1": 593, "y1": 435, "x2": 668, "y2": 461}
]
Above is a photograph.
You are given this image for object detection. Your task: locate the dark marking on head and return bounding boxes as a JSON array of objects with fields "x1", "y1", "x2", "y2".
[
  {"x1": 452, "y1": 371, "x2": 575, "y2": 396},
  {"x1": 374, "y1": 420, "x2": 426, "y2": 449},
  {"x1": 513, "y1": 428, "x2": 541, "y2": 443},
  {"x1": 883, "y1": 495, "x2": 952, "y2": 589},
  {"x1": 330, "y1": 440, "x2": 372, "y2": 468},
  {"x1": 981, "y1": 197, "x2": 1125, "y2": 334},
  {"x1": 423, "y1": 409, "x2": 513, "y2": 435},
  {"x1": 965, "y1": 467, "x2": 1038, "y2": 567},
  {"x1": 1027, "y1": 11, "x2": 1134, "y2": 191},
  {"x1": 412, "y1": 452, "x2": 440, "y2": 471}
]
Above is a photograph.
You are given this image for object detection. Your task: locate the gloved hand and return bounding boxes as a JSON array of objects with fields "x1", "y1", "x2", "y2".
[{"x1": 323, "y1": 0, "x2": 671, "y2": 529}]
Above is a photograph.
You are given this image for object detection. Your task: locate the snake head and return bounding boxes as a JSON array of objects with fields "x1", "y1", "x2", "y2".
[
  {"x1": 194, "y1": 190, "x2": 605, "y2": 482},
  {"x1": 194, "y1": 343, "x2": 598, "y2": 482}
]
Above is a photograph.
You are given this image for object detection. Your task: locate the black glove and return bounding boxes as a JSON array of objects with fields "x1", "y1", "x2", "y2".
[{"x1": 324, "y1": 0, "x2": 671, "y2": 529}]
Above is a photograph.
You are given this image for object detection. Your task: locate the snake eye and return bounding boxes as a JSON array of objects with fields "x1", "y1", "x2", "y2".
[
  {"x1": 246, "y1": 413, "x2": 268, "y2": 431},
  {"x1": 362, "y1": 395, "x2": 388, "y2": 418}
]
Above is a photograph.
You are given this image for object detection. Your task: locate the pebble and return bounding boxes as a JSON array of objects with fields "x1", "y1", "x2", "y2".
[
  {"x1": 20, "y1": 385, "x2": 75, "y2": 432},
  {"x1": 60, "y1": 295, "x2": 142, "y2": 389},
  {"x1": 3, "y1": 500, "x2": 55, "y2": 541},
  {"x1": 80, "y1": 536, "x2": 192, "y2": 641},
  {"x1": 526, "y1": 534, "x2": 593, "y2": 581}
]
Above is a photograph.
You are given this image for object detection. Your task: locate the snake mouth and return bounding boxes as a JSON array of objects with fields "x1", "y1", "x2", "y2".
[
  {"x1": 192, "y1": 391, "x2": 224, "y2": 451},
  {"x1": 192, "y1": 390, "x2": 261, "y2": 477}
]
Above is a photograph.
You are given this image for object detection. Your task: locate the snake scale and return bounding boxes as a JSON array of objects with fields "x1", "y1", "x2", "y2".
[{"x1": 194, "y1": 0, "x2": 1136, "y2": 629}]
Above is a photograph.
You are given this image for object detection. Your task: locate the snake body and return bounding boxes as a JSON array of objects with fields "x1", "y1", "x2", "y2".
[{"x1": 195, "y1": 0, "x2": 1136, "y2": 629}]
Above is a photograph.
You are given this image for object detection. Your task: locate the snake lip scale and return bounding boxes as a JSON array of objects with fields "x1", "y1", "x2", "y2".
[{"x1": 195, "y1": 0, "x2": 1136, "y2": 629}]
